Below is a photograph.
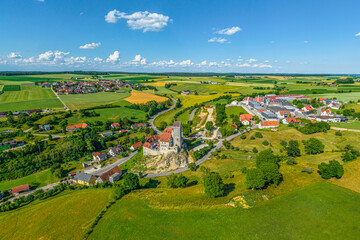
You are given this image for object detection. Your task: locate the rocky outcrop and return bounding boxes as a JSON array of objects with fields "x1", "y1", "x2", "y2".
[{"x1": 145, "y1": 149, "x2": 189, "y2": 173}]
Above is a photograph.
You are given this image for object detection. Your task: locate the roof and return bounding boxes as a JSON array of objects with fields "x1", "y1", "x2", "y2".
[
  {"x1": 143, "y1": 142, "x2": 151, "y2": 148},
  {"x1": 163, "y1": 128, "x2": 173, "y2": 134},
  {"x1": 12, "y1": 184, "x2": 30, "y2": 193},
  {"x1": 111, "y1": 123, "x2": 120, "y2": 127},
  {"x1": 240, "y1": 114, "x2": 253, "y2": 122},
  {"x1": 66, "y1": 123, "x2": 89, "y2": 130},
  {"x1": 260, "y1": 121, "x2": 279, "y2": 127},
  {"x1": 160, "y1": 132, "x2": 172, "y2": 142},
  {"x1": 99, "y1": 166, "x2": 122, "y2": 182},
  {"x1": 74, "y1": 171, "x2": 94, "y2": 183},
  {"x1": 285, "y1": 117, "x2": 301, "y2": 123},
  {"x1": 232, "y1": 124, "x2": 238, "y2": 129},
  {"x1": 304, "y1": 106, "x2": 314, "y2": 111},
  {"x1": 131, "y1": 141, "x2": 143, "y2": 149},
  {"x1": 279, "y1": 111, "x2": 290, "y2": 115},
  {"x1": 319, "y1": 98, "x2": 327, "y2": 101},
  {"x1": 92, "y1": 152, "x2": 101, "y2": 157}
]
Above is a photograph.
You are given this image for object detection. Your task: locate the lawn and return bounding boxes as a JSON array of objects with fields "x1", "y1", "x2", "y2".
[
  {"x1": 331, "y1": 121, "x2": 360, "y2": 130},
  {"x1": 90, "y1": 182, "x2": 360, "y2": 240},
  {"x1": 0, "y1": 188, "x2": 113, "y2": 240},
  {"x1": 0, "y1": 170, "x2": 57, "y2": 192},
  {"x1": 59, "y1": 91, "x2": 131, "y2": 110},
  {"x1": 225, "y1": 106, "x2": 247, "y2": 116}
]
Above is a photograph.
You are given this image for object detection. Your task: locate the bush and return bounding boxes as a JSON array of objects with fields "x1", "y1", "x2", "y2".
[
  {"x1": 262, "y1": 140, "x2": 269, "y2": 146},
  {"x1": 250, "y1": 135, "x2": 255, "y2": 140},
  {"x1": 223, "y1": 172, "x2": 234, "y2": 179},
  {"x1": 280, "y1": 140, "x2": 287, "y2": 148},
  {"x1": 188, "y1": 162, "x2": 197, "y2": 171},
  {"x1": 166, "y1": 173, "x2": 178, "y2": 188},
  {"x1": 114, "y1": 185, "x2": 128, "y2": 200},
  {"x1": 302, "y1": 138, "x2": 324, "y2": 155},
  {"x1": 252, "y1": 147, "x2": 258, "y2": 153},
  {"x1": 255, "y1": 149, "x2": 280, "y2": 166},
  {"x1": 200, "y1": 166, "x2": 211, "y2": 174},
  {"x1": 286, "y1": 140, "x2": 301, "y2": 157},
  {"x1": 205, "y1": 121, "x2": 214, "y2": 131},
  {"x1": 286, "y1": 157, "x2": 298, "y2": 165},
  {"x1": 318, "y1": 160, "x2": 344, "y2": 179},
  {"x1": 255, "y1": 132, "x2": 263, "y2": 138},
  {"x1": 240, "y1": 134, "x2": 246, "y2": 139},
  {"x1": 203, "y1": 172, "x2": 224, "y2": 198},
  {"x1": 175, "y1": 174, "x2": 189, "y2": 188},
  {"x1": 245, "y1": 168, "x2": 266, "y2": 189},
  {"x1": 241, "y1": 167, "x2": 247, "y2": 174},
  {"x1": 123, "y1": 173, "x2": 140, "y2": 190},
  {"x1": 301, "y1": 167, "x2": 313, "y2": 174},
  {"x1": 335, "y1": 131, "x2": 342, "y2": 136}
]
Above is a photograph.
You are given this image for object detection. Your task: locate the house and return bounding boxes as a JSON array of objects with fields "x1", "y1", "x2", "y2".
[
  {"x1": 301, "y1": 106, "x2": 314, "y2": 112},
  {"x1": 108, "y1": 145, "x2": 123, "y2": 156},
  {"x1": 282, "y1": 117, "x2": 301, "y2": 125},
  {"x1": 229, "y1": 100, "x2": 239, "y2": 106},
  {"x1": 92, "y1": 152, "x2": 107, "y2": 161},
  {"x1": 321, "y1": 108, "x2": 334, "y2": 116},
  {"x1": 315, "y1": 116, "x2": 336, "y2": 123},
  {"x1": 111, "y1": 123, "x2": 121, "y2": 129},
  {"x1": 99, "y1": 131, "x2": 114, "y2": 138},
  {"x1": 240, "y1": 114, "x2": 253, "y2": 125},
  {"x1": 41, "y1": 124, "x2": 51, "y2": 131},
  {"x1": 181, "y1": 90, "x2": 190, "y2": 95},
  {"x1": 259, "y1": 120, "x2": 279, "y2": 129},
  {"x1": 333, "y1": 116, "x2": 349, "y2": 122},
  {"x1": 130, "y1": 141, "x2": 143, "y2": 151},
  {"x1": 329, "y1": 102, "x2": 341, "y2": 110},
  {"x1": 277, "y1": 111, "x2": 291, "y2": 119},
  {"x1": 96, "y1": 166, "x2": 123, "y2": 183},
  {"x1": 131, "y1": 123, "x2": 144, "y2": 129},
  {"x1": 73, "y1": 171, "x2": 97, "y2": 186},
  {"x1": 261, "y1": 110, "x2": 278, "y2": 119},
  {"x1": 119, "y1": 129, "x2": 128, "y2": 134},
  {"x1": 241, "y1": 97, "x2": 253, "y2": 105},
  {"x1": 42, "y1": 82, "x2": 51, "y2": 88},
  {"x1": 232, "y1": 124, "x2": 238, "y2": 131},
  {"x1": 66, "y1": 123, "x2": 90, "y2": 132},
  {"x1": 12, "y1": 184, "x2": 30, "y2": 195}
]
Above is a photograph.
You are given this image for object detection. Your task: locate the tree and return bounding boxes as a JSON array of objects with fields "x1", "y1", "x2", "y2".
[
  {"x1": 303, "y1": 138, "x2": 324, "y2": 155},
  {"x1": 256, "y1": 149, "x2": 280, "y2": 166},
  {"x1": 114, "y1": 185, "x2": 128, "y2": 199},
  {"x1": 318, "y1": 160, "x2": 344, "y2": 179},
  {"x1": 280, "y1": 140, "x2": 287, "y2": 148},
  {"x1": 252, "y1": 147, "x2": 258, "y2": 153},
  {"x1": 166, "y1": 173, "x2": 178, "y2": 188},
  {"x1": 123, "y1": 173, "x2": 140, "y2": 190},
  {"x1": 262, "y1": 140, "x2": 269, "y2": 146},
  {"x1": 245, "y1": 168, "x2": 266, "y2": 189},
  {"x1": 188, "y1": 163, "x2": 197, "y2": 171},
  {"x1": 176, "y1": 174, "x2": 189, "y2": 188},
  {"x1": 203, "y1": 172, "x2": 224, "y2": 198},
  {"x1": 255, "y1": 132, "x2": 263, "y2": 138},
  {"x1": 159, "y1": 121, "x2": 167, "y2": 131},
  {"x1": 48, "y1": 134, "x2": 53, "y2": 141},
  {"x1": 286, "y1": 140, "x2": 301, "y2": 157},
  {"x1": 205, "y1": 121, "x2": 214, "y2": 131},
  {"x1": 257, "y1": 162, "x2": 282, "y2": 185}
]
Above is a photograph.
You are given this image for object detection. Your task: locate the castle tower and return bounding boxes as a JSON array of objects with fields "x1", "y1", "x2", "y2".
[{"x1": 172, "y1": 121, "x2": 182, "y2": 148}]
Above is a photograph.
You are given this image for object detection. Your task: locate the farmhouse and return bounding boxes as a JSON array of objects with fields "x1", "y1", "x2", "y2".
[
  {"x1": 143, "y1": 121, "x2": 183, "y2": 156},
  {"x1": 240, "y1": 114, "x2": 253, "y2": 125},
  {"x1": 259, "y1": 120, "x2": 279, "y2": 129},
  {"x1": 131, "y1": 123, "x2": 144, "y2": 129},
  {"x1": 96, "y1": 166, "x2": 123, "y2": 184},
  {"x1": 66, "y1": 123, "x2": 90, "y2": 131},
  {"x1": 12, "y1": 184, "x2": 30, "y2": 195},
  {"x1": 73, "y1": 171, "x2": 97, "y2": 186}
]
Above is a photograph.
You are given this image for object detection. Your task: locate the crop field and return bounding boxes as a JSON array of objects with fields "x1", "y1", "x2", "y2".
[
  {"x1": 0, "y1": 189, "x2": 113, "y2": 240},
  {"x1": 3, "y1": 85, "x2": 20, "y2": 91},
  {"x1": 0, "y1": 99, "x2": 63, "y2": 112},
  {"x1": 344, "y1": 102, "x2": 360, "y2": 112},
  {"x1": 169, "y1": 83, "x2": 246, "y2": 95},
  {"x1": 0, "y1": 170, "x2": 56, "y2": 192},
  {"x1": 68, "y1": 104, "x2": 147, "y2": 124},
  {"x1": 59, "y1": 91, "x2": 130, "y2": 110},
  {"x1": 90, "y1": 183, "x2": 360, "y2": 240},
  {"x1": 124, "y1": 90, "x2": 168, "y2": 104},
  {"x1": 0, "y1": 74, "x2": 94, "y2": 83},
  {"x1": 314, "y1": 92, "x2": 360, "y2": 102}
]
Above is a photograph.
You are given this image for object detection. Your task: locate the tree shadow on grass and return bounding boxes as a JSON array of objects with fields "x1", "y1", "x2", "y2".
[
  {"x1": 223, "y1": 183, "x2": 235, "y2": 197},
  {"x1": 187, "y1": 180, "x2": 198, "y2": 187}
]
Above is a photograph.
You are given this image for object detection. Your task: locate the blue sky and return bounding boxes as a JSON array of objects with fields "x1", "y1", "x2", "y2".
[{"x1": 1, "y1": 0, "x2": 360, "y2": 73}]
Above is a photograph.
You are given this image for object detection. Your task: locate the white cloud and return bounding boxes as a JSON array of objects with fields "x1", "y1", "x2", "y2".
[
  {"x1": 200, "y1": 60, "x2": 207, "y2": 66},
  {"x1": 259, "y1": 64, "x2": 272, "y2": 68},
  {"x1": 247, "y1": 58, "x2": 257, "y2": 63},
  {"x1": 38, "y1": 50, "x2": 69, "y2": 63},
  {"x1": 106, "y1": 51, "x2": 120, "y2": 63},
  {"x1": 105, "y1": 10, "x2": 171, "y2": 32},
  {"x1": 65, "y1": 57, "x2": 87, "y2": 64},
  {"x1": 355, "y1": 33, "x2": 360, "y2": 37},
  {"x1": 8, "y1": 52, "x2": 22, "y2": 59},
  {"x1": 237, "y1": 63, "x2": 251, "y2": 67},
  {"x1": 303, "y1": 41, "x2": 309, "y2": 44},
  {"x1": 215, "y1": 26, "x2": 241, "y2": 35},
  {"x1": 208, "y1": 37, "x2": 228, "y2": 44},
  {"x1": 177, "y1": 60, "x2": 193, "y2": 67},
  {"x1": 94, "y1": 57, "x2": 103, "y2": 62},
  {"x1": 132, "y1": 54, "x2": 147, "y2": 64},
  {"x1": 80, "y1": 42, "x2": 101, "y2": 49},
  {"x1": 208, "y1": 62, "x2": 218, "y2": 66},
  {"x1": 37, "y1": 0, "x2": 45, "y2": 2},
  {"x1": 22, "y1": 57, "x2": 36, "y2": 63}
]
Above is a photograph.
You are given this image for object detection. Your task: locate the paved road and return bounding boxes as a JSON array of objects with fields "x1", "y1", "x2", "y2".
[
  {"x1": 331, "y1": 126, "x2": 360, "y2": 133},
  {"x1": 32, "y1": 133, "x2": 66, "y2": 138},
  {"x1": 0, "y1": 183, "x2": 58, "y2": 205},
  {"x1": 88, "y1": 151, "x2": 138, "y2": 175},
  {"x1": 188, "y1": 108, "x2": 198, "y2": 121},
  {"x1": 148, "y1": 98, "x2": 177, "y2": 134}
]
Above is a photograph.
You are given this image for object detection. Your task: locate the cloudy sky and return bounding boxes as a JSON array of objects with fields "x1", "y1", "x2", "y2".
[{"x1": 1, "y1": 0, "x2": 360, "y2": 73}]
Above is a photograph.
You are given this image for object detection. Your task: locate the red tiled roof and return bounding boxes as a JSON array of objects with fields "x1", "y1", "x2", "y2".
[
  {"x1": 311, "y1": 120, "x2": 317, "y2": 123},
  {"x1": 92, "y1": 152, "x2": 100, "y2": 157},
  {"x1": 240, "y1": 114, "x2": 253, "y2": 122},
  {"x1": 260, "y1": 121, "x2": 279, "y2": 127},
  {"x1": 163, "y1": 128, "x2": 173, "y2": 134},
  {"x1": 304, "y1": 106, "x2": 313, "y2": 111},
  {"x1": 319, "y1": 98, "x2": 327, "y2": 101},
  {"x1": 12, "y1": 184, "x2": 30, "y2": 194},
  {"x1": 120, "y1": 129, "x2": 127, "y2": 133},
  {"x1": 99, "y1": 166, "x2": 122, "y2": 182},
  {"x1": 232, "y1": 124, "x2": 238, "y2": 129},
  {"x1": 160, "y1": 132, "x2": 172, "y2": 142},
  {"x1": 258, "y1": 109, "x2": 265, "y2": 113},
  {"x1": 111, "y1": 123, "x2": 120, "y2": 128},
  {"x1": 143, "y1": 142, "x2": 151, "y2": 148},
  {"x1": 66, "y1": 123, "x2": 89, "y2": 130},
  {"x1": 279, "y1": 111, "x2": 290, "y2": 115},
  {"x1": 131, "y1": 142, "x2": 143, "y2": 149}
]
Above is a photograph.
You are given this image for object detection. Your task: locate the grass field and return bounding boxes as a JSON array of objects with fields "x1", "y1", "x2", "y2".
[
  {"x1": 313, "y1": 92, "x2": 360, "y2": 101},
  {"x1": 0, "y1": 188, "x2": 113, "y2": 240},
  {"x1": 331, "y1": 121, "x2": 360, "y2": 130},
  {"x1": 67, "y1": 104, "x2": 147, "y2": 124},
  {"x1": 3, "y1": 85, "x2": 20, "y2": 91},
  {"x1": 90, "y1": 183, "x2": 360, "y2": 240},
  {"x1": 225, "y1": 106, "x2": 247, "y2": 116},
  {"x1": 0, "y1": 170, "x2": 56, "y2": 192},
  {"x1": 124, "y1": 90, "x2": 168, "y2": 104},
  {"x1": 59, "y1": 91, "x2": 130, "y2": 110},
  {"x1": 169, "y1": 83, "x2": 246, "y2": 95}
]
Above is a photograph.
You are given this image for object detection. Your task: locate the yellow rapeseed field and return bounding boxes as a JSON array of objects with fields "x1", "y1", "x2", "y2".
[{"x1": 125, "y1": 90, "x2": 168, "y2": 104}]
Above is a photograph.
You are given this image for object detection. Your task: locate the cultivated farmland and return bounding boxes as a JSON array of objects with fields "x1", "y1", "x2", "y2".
[{"x1": 124, "y1": 90, "x2": 168, "y2": 104}]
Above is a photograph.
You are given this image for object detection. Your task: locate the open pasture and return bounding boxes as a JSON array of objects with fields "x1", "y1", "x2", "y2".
[{"x1": 313, "y1": 92, "x2": 360, "y2": 102}]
